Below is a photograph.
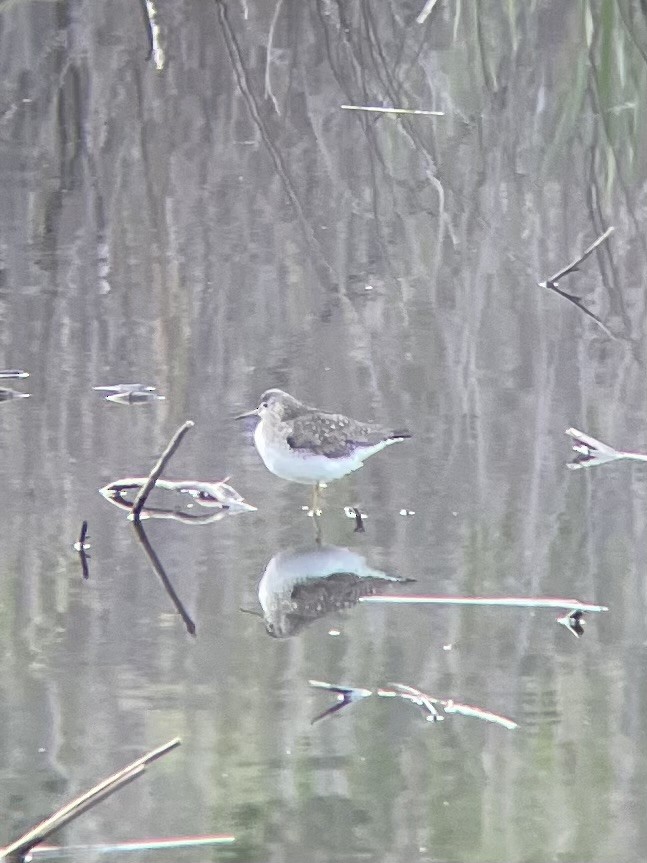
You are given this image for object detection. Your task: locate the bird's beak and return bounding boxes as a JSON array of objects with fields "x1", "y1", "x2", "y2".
[{"x1": 234, "y1": 407, "x2": 259, "y2": 420}]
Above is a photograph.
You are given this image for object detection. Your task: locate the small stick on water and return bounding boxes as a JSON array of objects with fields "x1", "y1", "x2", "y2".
[
  {"x1": 341, "y1": 104, "x2": 445, "y2": 116},
  {"x1": 352, "y1": 507, "x2": 365, "y2": 533},
  {"x1": 416, "y1": 0, "x2": 439, "y2": 25},
  {"x1": 1, "y1": 739, "x2": 181, "y2": 862},
  {"x1": 131, "y1": 421, "x2": 195, "y2": 521},
  {"x1": 74, "y1": 521, "x2": 91, "y2": 580}
]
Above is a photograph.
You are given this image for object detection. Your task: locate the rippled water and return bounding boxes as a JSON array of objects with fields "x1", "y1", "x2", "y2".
[{"x1": 1, "y1": 2, "x2": 647, "y2": 861}]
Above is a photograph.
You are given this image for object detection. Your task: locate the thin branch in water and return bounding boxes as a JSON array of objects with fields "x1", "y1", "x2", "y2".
[
  {"x1": 264, "y1": 0, "x2": 284, "y2": 114},
  {"x1": 359, "y1": 595, "x2": 609, "y2": 612},
  {"x1": 29, "y1": 835, "x2": 236, "y2": 858},
  {"x1": 131, "y1": 421, "x2": 195, "y2": 521},
  {"x1": 132, "y1": 520, "x2": 197, "y2": 636},
  {"x1": 378, "y1": 683, "x2": 443, "y2": 722},
  {"x1": 538, "y1": 226, "x2": 615, "y2": 337},
  {"x1": 341, "y1": 104, "x2": 444, "y2": 116},
  {"x1": 416, "y1": 0, "x2": 439, "y2": 25},
  {"x1": 139, "y1": 0, "x2": 165, "y2": 70},
  {"x1": 378, "y1": 683, "x2": 518, "y2": 730},
  {"x1": 565, "y1": 427, "x2": 647, "y2": 470},
  {"x1": 1, "y1": 739, "x2": 181, "y2": 862}
]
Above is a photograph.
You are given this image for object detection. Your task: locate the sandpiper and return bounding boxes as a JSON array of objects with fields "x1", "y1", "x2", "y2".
[{"x1": 235, "y1": 388, "x2": 411, "y2": 511}]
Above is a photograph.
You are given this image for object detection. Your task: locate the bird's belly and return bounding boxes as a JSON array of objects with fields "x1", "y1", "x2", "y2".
[{"x1": 254, "y1": 426, "x2": 365, "y2": 484}]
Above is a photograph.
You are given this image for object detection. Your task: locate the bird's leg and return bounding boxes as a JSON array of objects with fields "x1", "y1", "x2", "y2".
[
  {"x1": 309, "y1": 482, "x2": 322, "y2": 518},
  {"x1": 313, "y1": 512, "x2": 323, "y2": 546}
]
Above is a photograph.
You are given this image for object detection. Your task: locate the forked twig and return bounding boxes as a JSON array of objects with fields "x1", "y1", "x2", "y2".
[
  {"x1": 1, "y1": 739, "x2": 181, "y2": 862},
  {"x1": 308, "y1": 680, "x2": 372, "y2": 725},
  {"x1": 565, "y1": 427, "x2": 647, "y2": 470},
  {"x1": 538, "y1": 226, "x2": 615, "y2": 337},
  {"x1": 131, "y1": 421, "x2": 195, "y2": 521}
]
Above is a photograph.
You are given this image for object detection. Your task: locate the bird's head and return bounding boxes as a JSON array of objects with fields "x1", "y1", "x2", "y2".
[{"x1": 235, "y1": 389, "x2": 303, "y2": 421}]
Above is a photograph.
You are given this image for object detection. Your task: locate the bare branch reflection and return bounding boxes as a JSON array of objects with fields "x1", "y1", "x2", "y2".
[{"x1": 131, "y1": 519, "x2": 196, "y2": 637}]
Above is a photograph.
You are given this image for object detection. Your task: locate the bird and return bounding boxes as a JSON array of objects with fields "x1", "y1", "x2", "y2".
[{"x1": 235, "y1": 388, "x2": 411, "y2": 512}]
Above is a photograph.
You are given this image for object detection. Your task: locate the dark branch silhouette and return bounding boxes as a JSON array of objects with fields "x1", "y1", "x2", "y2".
[
  {"x1": 74, "y1": 520, "x2": 91, "y2": 579},
  {"x1": 308, "y1": 680, "x2": 372, "y2": 725},
  {"x1": 132, "y1": 520, "x2": 197, "y2": 636},
  {"x1": 538, "y1": 226, "x2": 615, "y2": 337}
]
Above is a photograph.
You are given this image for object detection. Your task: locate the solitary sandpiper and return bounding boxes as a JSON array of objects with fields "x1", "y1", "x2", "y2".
[{"x1": 235, "y1": 388, "x2": 411, "y2": 512}]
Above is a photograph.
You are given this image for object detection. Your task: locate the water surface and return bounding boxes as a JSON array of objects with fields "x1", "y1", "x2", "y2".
[{"x1": 1, "y1": 2, "x2": 647, "y2": 861}]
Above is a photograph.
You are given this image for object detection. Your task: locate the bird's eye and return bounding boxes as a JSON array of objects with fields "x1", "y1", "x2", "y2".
[{"x1": 261, "y1": 401, "x2": 268, "y2": 409}]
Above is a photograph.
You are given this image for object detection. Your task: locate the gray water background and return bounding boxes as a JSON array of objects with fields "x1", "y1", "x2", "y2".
[{"x1": 1, "y1": 1, "x2": 647, "y2": 861}]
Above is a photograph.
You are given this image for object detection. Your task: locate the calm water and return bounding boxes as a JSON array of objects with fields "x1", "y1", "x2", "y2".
[{"x1": 1, "y1": 1, "x2": 647, "y2": 861}]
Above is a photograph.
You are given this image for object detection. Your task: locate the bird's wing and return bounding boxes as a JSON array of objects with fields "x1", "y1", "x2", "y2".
[{"x1": 286, "y1": 412, "x2": 388, "y2": 458}]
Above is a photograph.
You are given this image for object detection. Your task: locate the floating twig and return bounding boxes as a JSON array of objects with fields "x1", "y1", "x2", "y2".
[
  {"x1": 416, "y1": 0, "x2": 439, "y2": 25},
  {"x1": 105, "y1": 392, "x2": 165, "y2": 405},
  {"x1": 131, "y1": 421, "x2": 195, "y2": 521},
  {"x1": 378, "y1": 683, "x2": 443, "y2": 722},
  {"x1": 360, "y1": 595, "x2": 608, "y2": 612},
  {"x1": 73, "y1": 521, "x2": 91, "y2": 580},
  {"x1": 341, "y1": 104, "x2": 444, "y2": 116},
  {"x1": 378, "y1": 683, "x2": 518, "y2": 730},
  {"x1": 1, "y1": 739, "x2": 180, "y2": 862},
  {"x1": 538, "y1": 226, "x2": 615, "y2": 336},
  {"x1": 100, "y1": 477, "x2": 256, "y2": 523},
  {"x1": 308, "y1": 680, "x2": 372, "y2": 725},
  {"x1": 0, "y1": 369, "x2": 29, "y2": 379},
  {"x1": 93, "y1": 384, "x2": 157, "y2": 393},
  {"x1": 565, "y1": 427, "x2": 647, "y2": 470}
]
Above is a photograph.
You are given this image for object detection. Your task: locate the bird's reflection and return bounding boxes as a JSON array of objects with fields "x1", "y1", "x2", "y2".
[{"x1": 253, "y1": 544, "x2": 415, "y2": 638}]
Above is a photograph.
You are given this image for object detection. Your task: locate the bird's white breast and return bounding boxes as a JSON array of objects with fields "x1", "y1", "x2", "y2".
[{"x1": 253, "y1": 419, "x2": 394, "y2": 484}]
